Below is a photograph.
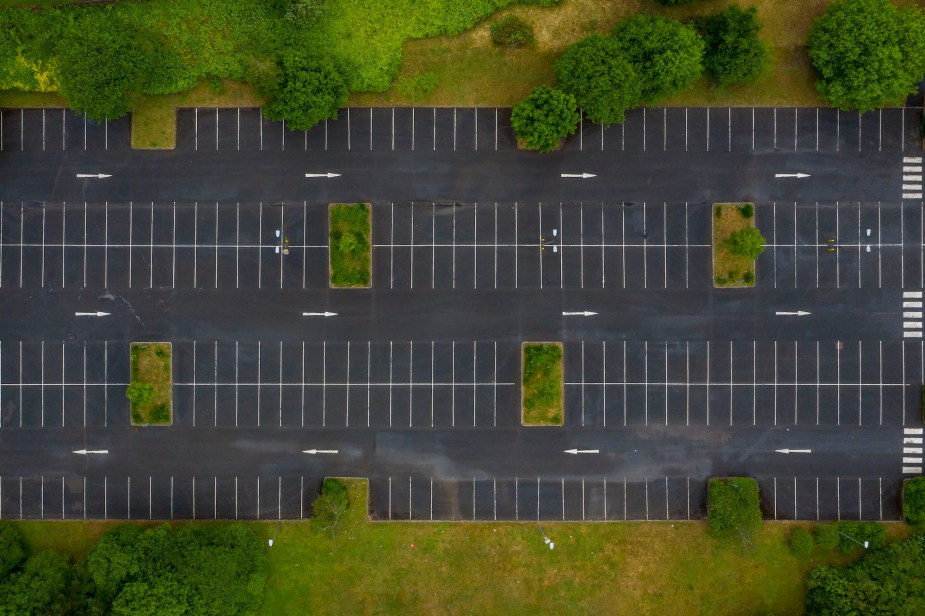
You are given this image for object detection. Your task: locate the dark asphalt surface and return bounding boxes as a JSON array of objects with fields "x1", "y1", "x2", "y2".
[{"x1": 0, "y1": 105, "x2": 922, "y2": 521}]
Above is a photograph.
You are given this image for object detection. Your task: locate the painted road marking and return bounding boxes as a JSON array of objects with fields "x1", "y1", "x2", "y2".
[
  {"x1": 904, "y1": 467, "x2": 922, "y2": 474},
  {"x1": 902, "y1": 322, "x2": 922, "y2": 328},
  {"x1": 904, "y1": 331, "x2": 923, "y2": 338},
  {"x1": 904, "y1": 448, "x2": 923, "y2": 454},
  {"x1": 904, "y1": 301, "x2": 923, "y2": 308},
  {"x1": 905, "y1": 428, "x2": 924, "y2": 435},
  {"x1": 904, "y1": 291, "x2": 923, "y2": 298},
  {"x1": 905, "y1": 312, "x2": 923, "y2": 319},
  {"x1": 904, "y1": 437, "x2": 924, "y2": 444}
]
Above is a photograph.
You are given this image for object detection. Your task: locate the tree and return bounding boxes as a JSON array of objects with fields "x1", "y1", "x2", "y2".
[
  {"x1": 0, "y1": 551, "x2": 76, "y2": 616},
  {"x1": 57, "y1": 18, "x2": 144, "y2": 120},
  {"x1": 262, "y1": 55, "x2": 348, "y2": 131},
  {"x1": 553, "y1": 34, "x2": 641, "y2": 126},
  {"x1": 808, "y1": 0, "x2": 925, "y2": 111},
  {"x1": 312, "y1": 478, "x2": 349, "y2": 535},
  {"x1": 905, "y1": 477, "x2": 925, "y2": 525},
  {"x1": 694, "y1": 5, "x2": 769, "y2": 85},
  {"x1": 612, "y1": 14, "x2": 704, "y2": 103},
  {"x1": 724, "y1": 227, "x2": 766, "y2": 259},
  {"x1": 125, "y1": 382, "x2": 154, "y2": 407},
  {"x1": 0, "y1": 523, "x2": 24, "y2": 579},
  {"x1": 511, "y1": 87, "x2": 580, "y2": 153},
  {"x1": 805, "y1": 533, "x2": 925, "y2": 615},
  {"x1": 285, "y1": 0, "x2": 327, "y2": 24}
]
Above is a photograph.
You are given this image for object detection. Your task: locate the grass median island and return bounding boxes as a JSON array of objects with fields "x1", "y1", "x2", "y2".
[
  {"x1": 329, "y1": 203, "x2": 371, "y2": 288},
  {"x1": 128, "y1": 342, "x2": 172, "y2": 426},
  {"x1": 713, "y1": 202, "x2": 763, "y2": 288},
  {"x1": 522, "y1": 342, "x2": 563, "y2": 425}
]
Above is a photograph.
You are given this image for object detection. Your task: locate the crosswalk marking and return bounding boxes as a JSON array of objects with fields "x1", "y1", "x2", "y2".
[
  {"x1": 904, "y1": 312, "x2": 923, "y2": 319},
  {"x1": 904, "y1": 448, "x2": 923, "y2": 454},
  {"x1": 904, "y1": 157, "x2": 923, "y2": 164},
  {"x1": 903, "y1": 301, "x2": 922, "y2": 308},
  {"x1": 903, "y1": 184, "x2": 923, "y2": 191},
  {"x1": 903, "y1": 331, "x2": 923, "y2": 338},
  {"x1": 905, "y1": 428, "x2": 924, "y2": 435},
  {"x1": 903, "y1": 437, "x2": 923, "y2": 444},
  {"x1": 905, "y1": 166, "x2": 923, "y2": 173},
  {"x1": 902, "y1": 321, "x2": 922, "y2": 329},
  {"x1": 903, "y1": 291, "x2": 923, "y2": 298},
  {"x1": 903, "y1": 466, "x2": 923, "y2": 474},
  {"x1": 904, "y1": 193, "x2": 924, "y2": 200}
]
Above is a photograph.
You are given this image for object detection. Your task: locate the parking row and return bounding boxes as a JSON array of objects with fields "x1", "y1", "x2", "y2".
[
  {"x1": 2, "y1": 200, "x2": 924, "y2": 291},
  {"x1": 0, "y1": 473, "x2": 901, "y2": 521},
  {"x1": 1, "y1": 338, "x2": 921, "y2": 430},
  {"x1": 2, "y1": 106, "x2": 919, "y2": 155}
]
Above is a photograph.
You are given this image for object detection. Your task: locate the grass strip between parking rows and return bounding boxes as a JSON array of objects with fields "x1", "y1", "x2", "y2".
[
  {"x1": 128, "y1": 342, "x2": 172, "y2": 426},
  {"x1": 329, "y1": 203, "x2": 371, "y2": 288},
  {"x1": 522, "y1": 342, "x2": 563, "y2": 425},
  {"x1": 713, "y1": 202, "x2": 757, "y2": 288}
]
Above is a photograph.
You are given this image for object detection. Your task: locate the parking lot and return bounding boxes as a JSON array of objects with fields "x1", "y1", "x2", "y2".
[
  {"x1": 0, "y1": 472, "x2": 901, "y2": 522},
  {"x1": 1, "y1": 200, "x2": 922, "y2": 291}
]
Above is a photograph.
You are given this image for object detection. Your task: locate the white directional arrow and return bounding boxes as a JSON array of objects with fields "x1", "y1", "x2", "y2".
[
  {"x1": 774, "y1": 173, "x2": 811, "y2": 178},
  {"x1": 75, "y1": 311, "x2": 110, "y2": 317},
  {"x1": 560, "y1": 173, "x2": 596, "y2": 179},
  {"x1": 73, "y1": 449, "x2": 109, "y2": 455},
  {"x1": 76, "y1": 173, "x2": 112, "y2": 179},
  {"x1": 775, "y1": 310, "x2": 810, "y2": 316},
  {"x1": 304, "y1": 173, "x2": 341, "y2": 178},
  {"x1": 302, "y1": 449, "x2": 339, "y2": 455},
  {"x1": 564, "y1": 448, "x2": 600, "y2": 454},
  {"x1": 302, "y1": 312, "x2": 338, "y2": 317},
  {"x1": 775, "y1": 448, "x2": 812, "y2": 454},
  {"x1": 562, "y1": 311, "x2": 598, "y2": 317}
]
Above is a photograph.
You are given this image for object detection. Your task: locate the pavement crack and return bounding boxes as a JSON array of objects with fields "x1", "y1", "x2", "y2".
[{"x1": 99, "y1": 291, "x2": 145, "y2": 326}]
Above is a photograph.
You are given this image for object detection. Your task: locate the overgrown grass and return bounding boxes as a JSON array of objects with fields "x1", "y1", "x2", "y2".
[
  {"x1": 713, "y1": 202, "x2": 757, "y2": 287},
  {"x1": 522, "y1": 342, "x2": 563, "y2": 425},
  {"x1": 329, "y1": 203, "x2": 371, "y2": 288},
  {"x1": 129, "y1": 342, "x2": 172, "y2": 425},
  {"x1": 708, "y1": 477, "x2": 762, "y2": 539}
]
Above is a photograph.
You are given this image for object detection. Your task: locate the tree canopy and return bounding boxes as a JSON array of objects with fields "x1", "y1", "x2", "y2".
[
  {"x1": 612, "y1": 14, "x2": 704, "y2": 103},
  {"x1": 694, "y1": 4, "x2": 769, "y2": 85},
  {"x1": 725, "y1": 227, "x2": 766, "y2": 260},
  {"x1": 511, "y1": 86, "x2": 580, "y2": 152},
  {"x1": 262, "y1": 54, "x2": 349, "y2": 131},
  {"x1": 554, "y1": 34, "x2": 641, "y2": 126},
  {"x1": 805, "y1": 533, "x2": 925, "y2": 615},
  {"x1": 808, "y1": 0, "x2": 925, "y2": 111},
  {"x1": 0, "y1": 523, "x2": 24, "y2": 579}
]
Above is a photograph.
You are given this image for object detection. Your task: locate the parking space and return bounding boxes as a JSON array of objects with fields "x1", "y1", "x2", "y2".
[
  {"x1": 563, "y1": 339, "x2": 914, "y2": 427},
  {"x1": 165, "y1": 339, "x2": 516, "y2": 429},
  {"x1": 0, "y1": 108, "x2": 129, "y2": 152},
  {"x1": 759, "y1": 475, "x2": 900, "y2": 521}
]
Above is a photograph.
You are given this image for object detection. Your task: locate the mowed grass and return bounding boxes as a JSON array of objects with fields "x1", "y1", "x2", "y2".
[
  {"x1": 329, "y1": 203, "x2": 371, "y2": 288},
  {"x1": 258, "y1": 478, "x2": 910, "y2": 616},
  {"x1": 713, "y1": 203, "x2": 756, "y2": 288},
  {"x1": 522, "y1": 342, "x2": 563, "y2": 425},
  {"x1": 129, "y1": 342, "x2": 172, "y2": 425}
]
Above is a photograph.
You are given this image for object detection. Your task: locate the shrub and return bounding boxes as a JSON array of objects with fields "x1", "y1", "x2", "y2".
[
  {"x1": 262, "y1": 55, "x2": 349, "y2": 131},
  {"x1": 742, "y1": 270, "x2": 754, "y2": 284},
  {"x1": 511, "y1": 86, "x2": 580, "y2": 153},
  {"x1": 554, "y1": 34, "x2": 641, "y2": 126},
  {"x1": 694, "y1": 5, "x2": 769, "y2": 86},
  {"x1": 312, "y1": 478, "x2": 350, "y2": 535},
  {"x1": 612, "y1": 14, "x2": 705, "y2": 104},
  {"x1": 906, "y1": 477, "x2": 925, "y2": 525},
  {"x1": 739, "y1": 203, "x2": 754, "y2": 218},
  {"x1": 286, "y1": 0, "x2": 327, "y2": 24},
  {"x1": 0, "y1": 522, "x2": 25, "y2": 579},
  {"x1": 125, "y1": 382, "x2": 154, "y2": 407},
  {"x1": 814, "y1": 523, "x2": 840, "y2": 550},
  {"x1": 788, "y1": 527, "x2": 814, "y2": 558},
  {"x1": 814, "y1": 522, "x2": 886, "y2": 552},
  {"x1": 724, "y1": 227, "x2": 766, "y2": 259},
  {"x1": 394, "y1": 70, "x2": 439, "y2": 102},
  {"x1": 490, "y1": 14, "x2": 535, "y2": 47},
  {"x1": 656, "y1": 0, "x2": 701, "y2": 4},
  {"x1": 708, "y1": 477, "x2": 762, "y2": 539}
]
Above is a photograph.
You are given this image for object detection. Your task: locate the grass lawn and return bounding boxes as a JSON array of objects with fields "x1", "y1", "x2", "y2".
[
  {"x1": 713, "y1": 203, "x2": 758, "y2": 288},
  {"x1": 258, "y1": 478, "x2": 911, "y2": 615},
  {"x1": 522, "y1": 342, "x2": 563, "y2": 425},
  {"x1": 329, "y1": 203, "x2": 371, "y2": 288},
  {"x1": 129, "y1": 342, "x2": 172, "y2": 425}
]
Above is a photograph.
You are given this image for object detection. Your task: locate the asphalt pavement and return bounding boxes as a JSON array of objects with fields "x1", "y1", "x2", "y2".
[{"x1": 0, "y1": 104, "x2": 923, "y2": 522}]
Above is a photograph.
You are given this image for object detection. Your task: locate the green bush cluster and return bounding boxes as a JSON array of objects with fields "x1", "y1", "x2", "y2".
[
  {"x1": 511, "y1": 86, "x2": 580, "y2": 152},
  {"x1": 788, "y1": 527, "x2": 814, "y2": 558},
  {"x1": 694, "y1": 5, "x2": 769, "y2": 86},
  {"x1": 394, "y1": 71, "x2": 440, "y2": 102},
  {"x1": 724, "y1": 227, "x2": 766, "y2": 260},
  {"x1": 814, "y1": 521, "x2": 886, "y2": 552},
  {"x1": 329, "y1": 203, "x2": 371, "y2": 287},
  {"x1": 905, "y1": 477, "x2": 925, "y2": 525},
  {"x1": 312, "y1": 478, "x2": 350, "y2": 535},
  {"x1": 708, "y1": 477, "x2": 762, "y2": 539},
  {"x1": 490, "y1": 15, "x2": 535, "y2": 47},
  {"x1": 739, "y1": 203, "x2": 754, "y2": 218}
]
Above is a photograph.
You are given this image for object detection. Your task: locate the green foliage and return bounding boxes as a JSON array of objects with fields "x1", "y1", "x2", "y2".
[
  {"x1": 742, "y1": 270, "x2": 754, "y2": 284},
  {"x1": 522, "y1": 343, "x2": 563, "y2": 424},
  {"x1": 708, "y1": 477, "x2": 762, "y2": 539},
  {"x1": 906, "y1": 477, "x2": 925, "y2": 525},
  {"x1": 285, "y1": 0, "x2": 327, "y2": 24},
  {"x1": 612, "y1": 14, "x2": 704, "y2": 103},
  {"x1": 813, "y1": 522, "x2": 886, "y2": 552},
  {"x1": 0, "y1": 551, "x2": 76, "y2": 616},
  {"x1": 724, "y1": 226, "x2": 766, "y2": 259},
  {"x1": 788, "y1": 527, "x2": 814, "y2": 558},
  {"x1": 87, "y1": 524, "x2": 266, "y2": 616},
  {"x1": 694, "y1": 4, "x2": 769, "y2": 85},
  {"x1": 0, "y1": 523, "x2": 25, "y2": 579},
  {"x1": 511, "y1": 86, "x2": 580, "y2": 153},
  {"x1": 394, "y1": 70, "x2": 439, "y2": 102},
  {"x1": 554, "y1": 34, "x2": 641, "y2": 126},
  {"x1": 490, "y1": 14, "x2": 535, "y2": 47},
  {"x1": 805, "y1": 533, "x2": 925, "y2": 615},
  {"x1": 808, "y1": 0, "x2": 925, "y2": 111},
  {"x1": 739, "y1": 202, "x2": 754, "y2": 218},
  {"x1": 262, "y1": 54, "x2": 348, "y2": 131},
  {"x1": 329, "y1": 203, "x2": 371, "y2": 287},
  {"x1": 125, "y1": 382, "x2": 155, "y2": 407},
  {"x1": 312, "y1": 478, "x2": 350, "y2": 535},
  {"x1": 656, "y1": 0, "x2": 701, "y2": 4},
  {"x1": 814, "y1": 523, "x2": 840, "y2": 550}
]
